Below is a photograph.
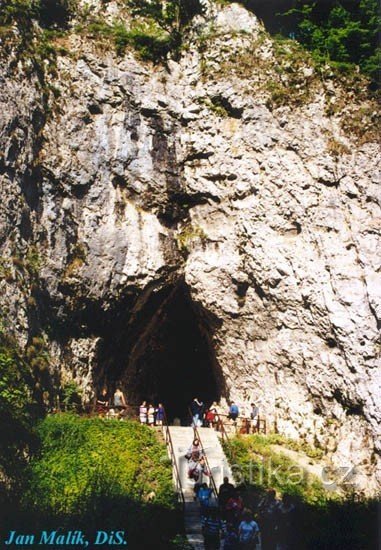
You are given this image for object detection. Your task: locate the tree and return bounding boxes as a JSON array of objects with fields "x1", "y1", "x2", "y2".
[{"x1": 283, "y1": 0, "x2": 380, "y2": 82}]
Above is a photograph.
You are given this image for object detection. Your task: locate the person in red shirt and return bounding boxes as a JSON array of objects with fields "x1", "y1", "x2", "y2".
[{"x1": 225, "y1": 488, "x2": 244, "y2": 526}]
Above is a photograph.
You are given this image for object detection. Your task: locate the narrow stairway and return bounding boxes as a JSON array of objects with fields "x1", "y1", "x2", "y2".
[{"x1": 168, "y1": 426, "x2": 233, "y2": 549}]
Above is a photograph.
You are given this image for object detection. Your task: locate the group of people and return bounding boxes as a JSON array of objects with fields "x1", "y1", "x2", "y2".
[
  {"x1": 184, "y1": 436, "x2": 260, "y2": 550},
  {"x1": 95, "y1": 387, "x2": 167, "y2": 426},
  {"x1": 95, "y1": 386, "x2": 127, "y2": 416},
  {"x1": 195, "y1": 476, "x2": 261, "y2": 550},
  {"x1": 138, "y1": 401, "x2": 165, "y2": 426},
  {"x1": 196, "y1": 478, "x2": 295, "y2": 550},
  {"x1": 185, "y1": 436, "x2": 210, "y2": 487},
  {"x1": 255, "y1": 489, "x2": 296, "y2": 550},
  {"x1": 191, "y1": 397, "x2": 260, "y2": 432}
]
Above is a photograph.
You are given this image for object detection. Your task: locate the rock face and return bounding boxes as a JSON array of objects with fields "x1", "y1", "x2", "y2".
[{"x1": 0, "y1": 2, "x2": 380, "y2": 492}]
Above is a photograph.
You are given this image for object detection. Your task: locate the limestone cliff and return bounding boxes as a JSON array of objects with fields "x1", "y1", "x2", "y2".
[{"x1": 0, "y1": 1, "x2": 380, "y2": 493}]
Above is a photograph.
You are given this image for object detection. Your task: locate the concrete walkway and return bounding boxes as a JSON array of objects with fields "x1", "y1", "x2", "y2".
[{"x1": 168, "y1": 426, "x2": 233, "y2": 549}]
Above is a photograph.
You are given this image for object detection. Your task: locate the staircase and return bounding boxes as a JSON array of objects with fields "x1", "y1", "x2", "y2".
[{"x1": 168, "y1": 426, "x2": 233, "y2": 549}]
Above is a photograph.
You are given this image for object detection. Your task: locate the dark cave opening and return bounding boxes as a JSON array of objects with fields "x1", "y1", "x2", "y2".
[{"x1": 96, "y1": 280, "x2": 224, "y2": 424}]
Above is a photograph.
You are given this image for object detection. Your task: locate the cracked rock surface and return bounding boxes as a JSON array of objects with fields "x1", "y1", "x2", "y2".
[{"x1": 0, "y1": 1, "x2": 380, "y2": 492}]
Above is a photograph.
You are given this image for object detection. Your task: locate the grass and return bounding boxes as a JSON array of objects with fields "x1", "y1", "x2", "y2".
[
  {"x1": 263, "y1": 432, "x2": 325, "y2": 460},
  {"x1": 1, "y1": 414, "x2": 183, "y2": 549},
  {"x1": 224, "y1": 434, "x2": 326, "y2": 504},
  {"x1": 224, "y1": 434, "x2": 380, "y2": 549}
]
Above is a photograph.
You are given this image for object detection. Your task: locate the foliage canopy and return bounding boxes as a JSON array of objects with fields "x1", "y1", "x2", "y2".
[{"x1": 282, "y1": 0, "x2": 380, "y2": 82}]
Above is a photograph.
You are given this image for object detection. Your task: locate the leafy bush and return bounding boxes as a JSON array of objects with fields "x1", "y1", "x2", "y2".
[
  {"x1": 125, "y1": 0, "x2": 205, "y2": 59},
  {"x1": 60, "y1": 380, "x2": 82, "y2": 411},
  {"x1": 19, "y1": 414, "x2": 180, "y2": 549},
  {"x1": 0, "y1": 331, "x2": 39, "y2": 492}
]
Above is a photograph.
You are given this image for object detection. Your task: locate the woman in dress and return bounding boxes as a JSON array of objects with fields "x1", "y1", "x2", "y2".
[
  {"x1": 156, "y1": 403, "x2": 165, "y2": 426},
  {"x1": 148, "y1": 403, "x2": 156, "y2": 426},
  {"x1": 139, "y1": 400, "x2": 148, "y2": 424}
]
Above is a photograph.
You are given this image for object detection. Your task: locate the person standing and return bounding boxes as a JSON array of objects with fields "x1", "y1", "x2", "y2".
[
  {"x1": 186, "y1": 437, "x2": 203, "y2": 461},
  {"x1": 225, "y1": 489, "x2": 244, "y2": 526},
  {"x1": 250, "y1": 402, "x2": 259, "y2": 433},
  {"x1": 191, "y1": 397, "x2": 203, "y2": 427},
  {"x1": 228, "y1": 402, "x2": 239, "y2": 422},
  {"x1": 238, "y1": 509, "x2": 260, "y2": 549},
  {"x1": 113, "y1": 387, "x2": 126, "y2": 412},
  {"x1": 147, "y1": 403, "x2": 156, "y2": 426},
  {"x1": 257, "y1": 488, "x2": 279, "y2": 549},
  {"x1": 198, "y1": 482, "x2": 213, "y2": 514},
  {"x1": 202, "y1": 507, "x2": 225, "y2": 550},
  {"x1": 274, "y1": 494, "x2": 296, "y2": 550},
  {"x1": 139, "y1": 400, "x2": 148, "y2": 424},
  {"x1": 96, "y1": 387, "x2": 109, "y2": 415},
  {"x1": 218, "y1": 477, "x2": 235, "y2": 510},
  {"x1": 156, "y1": 403, "x2": 165, "y2": 426},
  {"x1": 205, "y1": 406, "x2": 218, "y2": 428}
]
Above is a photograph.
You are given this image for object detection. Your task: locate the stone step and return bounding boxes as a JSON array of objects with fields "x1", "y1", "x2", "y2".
[{"x1": 167, "y1": 425, "x2": 234, "y2": 549}]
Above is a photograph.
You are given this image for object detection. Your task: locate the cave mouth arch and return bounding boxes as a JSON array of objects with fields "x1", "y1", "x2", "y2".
[{"x1": 96, "y1": 279, "x2": 224, "y2": 424}]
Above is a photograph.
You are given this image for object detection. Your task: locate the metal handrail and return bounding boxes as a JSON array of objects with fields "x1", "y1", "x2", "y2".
[
  {"x1": 188, "y1": 408, "x2": 219, "y2": 501},
  {"x1": 193, "y1": 424, "x2": 219, "y2": 501},
  {"x1": 163, "y1": 409, "x2": 185, "y2": 510}
]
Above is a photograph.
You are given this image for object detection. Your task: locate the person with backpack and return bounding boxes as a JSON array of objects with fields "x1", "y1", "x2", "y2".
[
  {"x1": 228, "y1": 402, "x2": 239, "y2": 422},
  {"x1": 238, "y1": 509, "x2": 260, "y2": 549}
]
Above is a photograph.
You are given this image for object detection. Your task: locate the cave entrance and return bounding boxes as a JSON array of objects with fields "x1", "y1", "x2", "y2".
[{"x1": 123, "y1": 281, "x2": 223, "y2": 423}]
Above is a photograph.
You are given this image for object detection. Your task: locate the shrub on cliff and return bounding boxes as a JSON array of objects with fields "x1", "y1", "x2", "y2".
[{"x1": 0, "y1": 331, "x2": 39, "y2": 487}]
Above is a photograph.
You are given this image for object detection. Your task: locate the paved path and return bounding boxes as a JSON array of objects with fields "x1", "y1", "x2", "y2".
[{"x1": 168, "y1": 426, "x2": 233, "y2": 549}]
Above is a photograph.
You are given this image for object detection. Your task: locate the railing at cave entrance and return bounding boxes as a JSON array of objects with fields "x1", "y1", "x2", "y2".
[{"x1": 162, "y1": 409, "x2": 185, "y2": 510}]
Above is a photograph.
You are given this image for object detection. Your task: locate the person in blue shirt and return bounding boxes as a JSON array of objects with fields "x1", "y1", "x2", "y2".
[
  {"x1": 198, "y1": 483, "x2": 213, "y2": 513},
  {"x1": 228, "y1": 402, "x2": 239, "y2": 421},
  {"x1": 238, "y1": 509, "x2": 260, "y2": 549},
  {"x1": 202, "y1": 507, "x2": 225, "y2": 550}
]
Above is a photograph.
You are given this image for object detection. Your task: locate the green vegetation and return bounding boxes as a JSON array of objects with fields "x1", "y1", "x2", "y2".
[
  {"x1": 0, "y1": 330, "x2": 183, "y2": 548},
  {"x1": 0, "y1": 0, "x2": 205, "y2": 63},
  {"x1": 224, "y1": 434, "x2": 380, "y2": 549},
  {"x1": 263, "y1": 432, "x2": 325, "y2": 460},
  {"x1": 227, "y1": 0, "x2": 380, "y2": 84},
  {"x1": 176, "y1": 223, "x2": 207, "y2": 254},
  {"x1": 2, "y1": 414, "x2": 183, "y2": 549},
  {"x1": 282, "y1": 0, "x2": 380, "y2": 84},
  {"x1": 203, "y1": 31, "x2": 319, "y2": 109},
  {"x1": 224, "y1": 434, "x2": 326, "y2": 503},
  {"x1": 0, "y1": 331, "x2": 39, "y2": 496},
  {"x1": 59, "y1": 380, "x2": 82, "y2": 411},
  {"x1": 0, "y1": 0, "x2": 77, "y2": 31},
  {"x1": 80, "y1": 0, "x2": 205, "y2": 62}
]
